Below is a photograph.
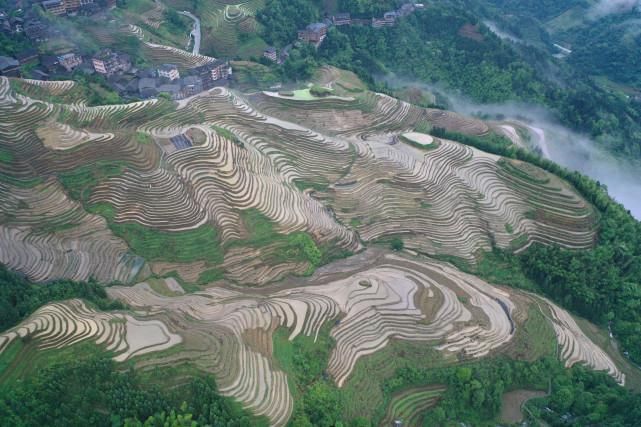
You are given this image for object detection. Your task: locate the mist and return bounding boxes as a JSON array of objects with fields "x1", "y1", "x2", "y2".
[
  {"x1": 379, "y1": 75, "x2": 641, "y2": 219},
  {"x1": 482, "y1": 20, "x2": 523, "y2": 44},
  {"x1": 588, "y1": 0, "x2": 641, "y2": 19},
  {"x1": 450, "y1": 97, "x2": 641, "y2": 219}
]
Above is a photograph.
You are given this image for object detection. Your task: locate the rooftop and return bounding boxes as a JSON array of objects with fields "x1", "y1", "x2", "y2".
[
  {"x1": 0, "y1": 56, "x2": 18, "y2": 70},
  {"x1": 138, "y1": 77, "x2": 156, "y2": 89},
  {"x1": 306, "y1": 22, "x2": 327, "y2": 31},
  {"x1": 158, "y1": 63, "x2": 178, "y2": 71}
]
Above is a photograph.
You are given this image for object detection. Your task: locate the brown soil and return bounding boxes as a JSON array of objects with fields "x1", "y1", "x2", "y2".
[{"x1": 500, "y1": 389, "x2": 546, "y2": 424}]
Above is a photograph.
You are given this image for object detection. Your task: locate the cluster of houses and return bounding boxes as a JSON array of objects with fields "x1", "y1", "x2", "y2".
[
  {"x1": 40, "y1": 0, "x2": 115, "y2": 16},
  {"x1": 0, "y1": 43, "x2": 232, "y2": 101},
  {"x1": 263, "y1": 2, "x2": 425, "y2": 62},
  {"x1": 1, "y1": 9, "x2": 54, "y2": 44},
  {"x1": 135, "y1": 59, "x2": 232, "y2": 100},
  {"x1": 87, "y1": 49, "x2": 231, "y2": 100}
]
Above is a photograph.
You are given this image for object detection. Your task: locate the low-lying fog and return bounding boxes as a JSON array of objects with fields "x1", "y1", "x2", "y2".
[
  {"x1": 380, "y1": 73, "x2": 641, "y2": 218},
  {"x1": 450, "y1": 98, "x2": 641, "y2": 219}
]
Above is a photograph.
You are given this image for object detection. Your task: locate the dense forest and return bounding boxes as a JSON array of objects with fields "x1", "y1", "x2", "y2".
[
  {"x1": 566, "y1": 12, "x2": 641, "y2": 87},
  {"x1": 0, "y1": 264, "x2": 124, "y2": 332},
  {"x1": 258, "y1": 1, "x2": 641, "y2": 158},
  {"x1": 0, "y1": 356, "x2": 267, "y2": 426},
  {"x1": 271, "y1": 319, "x2": 641, "y2": 426}
]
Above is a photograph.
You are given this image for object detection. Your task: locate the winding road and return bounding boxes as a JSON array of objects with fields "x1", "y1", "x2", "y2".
[{"x1": 179, "y1": 11, "x2": 201, "y2": 55}]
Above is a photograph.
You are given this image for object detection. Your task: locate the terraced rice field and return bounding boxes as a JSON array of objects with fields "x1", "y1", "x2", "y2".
[
  {"x1": 0, "y1": 299, "x2": 181, "y2": 362},
  {"x1": 381, "y1": 385, "x2": 445, "y2": 426},
  {"x1": 0, "y1": 72, "x2": 598, "y2": 284},
  {"x1": 539, "y1": 296, "x2": 625, "y2": 384},
  {"x1": 125, "y1": 24, "x2": 216, "y2": 68},
  {"x1": 166, "y1": 0, "x2": 264, "y2": 56},
  {"x1": 0, "y1": 64, "x2": 629, "y2": 426},
  {"x1": 101, "y1": 250, "x2": 623, "y2": 425}
]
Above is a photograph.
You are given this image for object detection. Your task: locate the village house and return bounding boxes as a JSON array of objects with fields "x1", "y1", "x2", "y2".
[
  {"x1": 263, "y1": 46, "x2": 278, "y2": 62},
  {"x1": 195, "y1": 59, "x2": 231, "y2": 89},
  {"x1": 138, "y1": 77, "x2": 157, "y2": 98},
  {"x1": 180, "y1": 75, "x2": 202, "y2": 98},
  {"x1": 65, "y1": 0, "x2": 81, "y2": 13},
  {"x1": 10, "y1": 16, "x2": 24, "y2": 32},
  {"x1": 57, "y1": 52, "x2": 82, "y2": 72},
  {"x1": 398, "y1": 3, "x2": 415, "y2": 16},
  {"x1": 0, "y1": 12, "x2": 11, "y2": 33},
  {"x1": 16, "y1": 49, "x2": 38, "y2": 65},
  {"x1": 0, "y1": 56, "x2": 20, "y2": 77},
  {"x1": 40, "y1": 55, "x2": 60, "y2": 73},
  {"x1": 157, "y1": 82, "x2": 181, "y2": 99},
  {"x1": 41, "y1": 0, "x2": 66, "y2": 16},
  {"x1": 24, "y1": 19, "x2": 48, "y2": 42},
  {"x1": 332, "y1": 13, "x2": 351, "y2": 26},
  {"x1": 32, "y1": 69, "x2": 49, "y2": 80},
  {"x1": 92, "y1": 49, "x2": 131, "y2": 75},
  {"x1": 157, "y1": 63, "x2": 180, "y2": 81},
  {"x1": 297, "y1": 22, "x2": 327, "y2": 45},
  {"x1": 210, "y1": 59, "x2": 230, "y2": 81}
]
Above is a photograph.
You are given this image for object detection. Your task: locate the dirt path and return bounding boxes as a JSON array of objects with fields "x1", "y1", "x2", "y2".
[{"x1": 500, "y1": 389, "x2": 546, "y2": 424}]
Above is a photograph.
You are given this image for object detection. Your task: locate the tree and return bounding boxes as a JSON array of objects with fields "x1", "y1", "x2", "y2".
[{"x1": 390, "y1": 237, "x2": 404, "y2": 251}]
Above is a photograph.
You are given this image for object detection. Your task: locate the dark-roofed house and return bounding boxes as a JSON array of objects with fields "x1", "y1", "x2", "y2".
[
  {"x1": 41, "y1": 0, "x2": 67, "y2": 16},
  {"x1": 1, "y1": 17, "x2": 10, "y2": 34},
  {"x1": 16, "y1": 49, "x2": 38, "y2": 65},
  {"x1": 332, "y1": 13, "x2": 351, "y2": 26},
  {"x1": 157, "y1": 83, "x2": 181, "y2": 100},
  {"x1": 384, "y1": 11, "x2": 399, "y2": 20},
  {"x1": 125, "y1": 77, "x2": 140, "y2": 96},
  {"x1": 298, "y1": 22, "x2": 327, "y2": 45},
  {"x1": 10, "y1": 17, "x2": 24, "y2": 32},
  {"x1": 138, "y1": 77, "x2": 157, "y2": 98},
  {"x1": 40, "y1": 55, "x2": 60, "y2": 73},
  {"x1": 372, "y1": 14, "x2": 396, "y2": 28},
  {"x1": 32, "y1": 69, "x2": 49, "y2": 80},
  {"x1": 398, "y1": 3, "x2": 415, "y2": 16},
  {"x1": 24, "y1": 19, "x2": 48, "y2": 41},
  {"x1": 0, "y1": 56, "x2": 20, "y2": 76},
  {"x1": 180, "y1": 75, "x2": 202, "y2": 97}
]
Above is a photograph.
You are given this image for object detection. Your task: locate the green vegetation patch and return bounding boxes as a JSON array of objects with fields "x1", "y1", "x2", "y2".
[
  {"x1": 0, "y1": 353, "x2": 268, "y2": 426},
  {"x1": 58, "y1": 161, "x2": 126, "y2": 202},
  {"x1": 309, "y1": 84, "x2": 333, "y2": 97},
  {"x1": 109, "y1": 222, "x2": 224, "y2": 264},
  {"x1": 475, "y1": 249, "x2": 537, "y2": 291},
  {"x1": 273, "y1": 322, "x2": 344, "y2": 426},
  {"x1": 504, "y1": 306, "x2": 556, "y2": 361},
  {"x1": 197, "y1": 268, "x2": 224, "y2": 285},
  {"x1": 134, "y1": 132, "x2": 153, "y2": 145},
  {"x1": 382, "y1": 386, "x2": 445, "y2": 426},
  {"x1": 211, "y1": 125, "x2": 243, "y2": 146},
  {"x1": 0, "y1": 172, "x2": 43, "y2": 188},
  {"x1": 0, "y1": 264, "x2": 124, "y2": 333},
  {"x1": 0, "y1": 149, "x2": 13, "y2": 164},
  {"x1": 233, "y1": 209, "x2": 322, "y2": 270},
  {"x1": 293, "y1": 178, "x2": 329, "y2": 192}
]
